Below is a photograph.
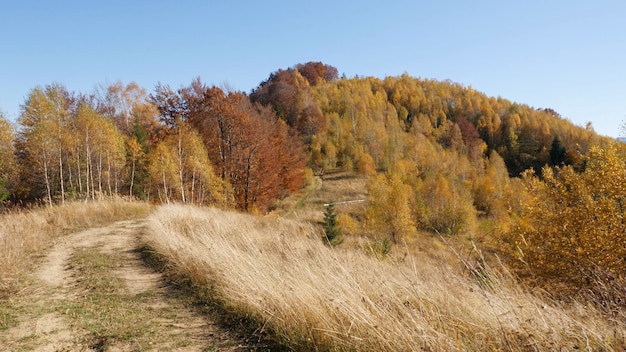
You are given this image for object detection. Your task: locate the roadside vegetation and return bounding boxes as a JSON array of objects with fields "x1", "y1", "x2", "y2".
[{"x1": 0, "y1": 200, "x2": 151, "y2": 297}]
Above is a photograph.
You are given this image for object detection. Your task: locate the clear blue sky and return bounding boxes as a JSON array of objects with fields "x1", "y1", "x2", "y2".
[{"x1": 1, "y1": 0, "x2": 625, "y2": 137}]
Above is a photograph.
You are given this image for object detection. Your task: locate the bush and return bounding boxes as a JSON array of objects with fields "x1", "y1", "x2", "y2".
[
  {"x1": 336, "y1": 213, "x2": 360, "y2": 236},
  {"x1": 511, "y1": 145, "x2": 626, "y2": 298}
]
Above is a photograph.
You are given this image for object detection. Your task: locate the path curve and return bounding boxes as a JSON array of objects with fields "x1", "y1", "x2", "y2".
[{"x1": 3, "y1": 219, "x2": 261, "y2": 351}]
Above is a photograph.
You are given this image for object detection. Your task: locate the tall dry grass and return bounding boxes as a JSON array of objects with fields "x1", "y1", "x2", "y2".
[
  {"x1": 144, "y1": 204, "x2": 626, "y2": 351},
  {"x1": 0, "y1": 200, "x2": 152, "y2": 296}
]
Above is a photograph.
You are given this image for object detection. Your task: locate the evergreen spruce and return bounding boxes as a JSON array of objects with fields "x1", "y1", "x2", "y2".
[
  {"x1": 323, "y1": 203, "x2": 342, "y2": 246},
  {"x1": 549, "y1": 136, "x2": 566, "y2": 165},
  {"x1": 0, "y1": 178, "x2": 8, "y2": 203}
]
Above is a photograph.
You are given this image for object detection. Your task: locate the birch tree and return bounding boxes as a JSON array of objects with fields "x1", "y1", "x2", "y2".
[
  {"x1": 0, "y1": 112, "x2": 16, "y2": 202},
  {"x1": 17, "y1": 85, "x2": 70, "y2": 205},
  {"x1": 147, "y1": 120, "x2": 230, "y2": 206},
  {"x1": 75, "y1": 104, "x2": 126, "y2": 200}
]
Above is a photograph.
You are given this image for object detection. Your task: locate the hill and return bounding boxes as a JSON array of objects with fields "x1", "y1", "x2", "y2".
[{"x1": 2, "y1": 62, "x2": 626, "y2": 349}]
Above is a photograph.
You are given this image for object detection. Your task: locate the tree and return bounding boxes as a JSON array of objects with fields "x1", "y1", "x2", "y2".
[
  {"x1": 147, "y1": 120, "x2": 230, "y2": 206},
  {"x1": 0, "y1": 112, "x2": 16, "y2": 203},
  {"x1": 179, "y1": 123, "x2": 231, "y2": 206},
  {"x1": 416, "y1": 171, "x2": 477, "y2": 236},
  {"x1": 456, "y1": 117, "x2": 486, "y2": 164},
  {"x1": 294, "y1": 61, "x2": 339, "y2": 86},
  {"x1": 148, "y1": 142, "x2": 176, "y2": 203},
  {"x1": 151, "y1": 82, "x2": 188, "y2": 129},
  {"x1": 323, "y1": 203, "x2": 342, "y2": 246},
  {"x1": 180, "y1": 80, "x2": 305, "y2": 212},
  {"x1": 366, "y1": 173, "x2": 417, "y2": 243},
  {"x1": 251, "y1": 65, "x2": 327, "y2": 141},
  {"x1": 74, "y1": 104, "x2": 126, "y2": 200},
  {"x1": 185, "y1": 86, "x2": 274, "y2": 210},
  {"x1": 549, "y1": 135, "x2": 566, "y2": 165},
  {"x1": 17, "y1": 85, "x2": 70, "y2": 205},
  {"x1": 473, "y1": 150, "x2": 512, "y2": 219},
  {"x1": 96, "y1": 81, "x2": 159, "y2": 136},
  {"x1": 126, "y1": 135, "x2": 145, "y2": 199}
]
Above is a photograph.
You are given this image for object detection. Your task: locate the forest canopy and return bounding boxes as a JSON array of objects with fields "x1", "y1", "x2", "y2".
[
  {"x1": 0, "y1": 61, "x2": 616, "y2": 213},
  {"x1": 0, "y1": 62, "x2": 614, "y2": 201}
]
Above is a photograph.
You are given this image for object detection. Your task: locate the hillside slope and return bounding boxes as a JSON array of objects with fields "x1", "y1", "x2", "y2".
[{"x1": 144, "y1": 204, "x2": 626, "y2": 351}]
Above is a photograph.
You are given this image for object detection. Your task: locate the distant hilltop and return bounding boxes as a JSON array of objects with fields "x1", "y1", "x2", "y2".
[{"x1": 618, "y1": 137, "x2": 626, "y2": 143}]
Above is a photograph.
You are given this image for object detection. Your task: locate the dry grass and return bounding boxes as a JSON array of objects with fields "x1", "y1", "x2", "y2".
[
  {"x1": 0, "y1": 200, "x2": 152, "y2": 296},
  {"x1": 145, "y1": 204, "x2": 626, "y2": 351},
  {"x1": 272, "y1": 171, "x2": 368, "y2": 224}
]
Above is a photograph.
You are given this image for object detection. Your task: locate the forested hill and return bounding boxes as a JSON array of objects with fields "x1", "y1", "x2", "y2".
[
  {"x1": 3, "y1": 61, "x2": 626, "y2": 325},
  {"x1": 0, "y1": 62, "x2": 615, "y2": 212},
  {"x1": 252, "y1": 63, "x2": 626, "y2": 301},
  {"x1": 252, "y1": 63, "x2": 611, "y2": 177}
]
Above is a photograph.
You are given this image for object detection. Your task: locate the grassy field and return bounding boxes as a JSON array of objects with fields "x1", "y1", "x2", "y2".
[
  {"x1": 271, "y1": 171, "x2": 368, "y2": 224},
  {"x1": 3, "y1": 175, "x2": 626, "y2": 350},
  {"x1": 144, "y1": 204, "x2": 626, "y2": 351}
]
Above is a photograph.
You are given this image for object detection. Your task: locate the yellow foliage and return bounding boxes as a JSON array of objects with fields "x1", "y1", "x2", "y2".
[
  {"x1": 417, "y1": 173, "x2": 476, "y2": 236},
  {"x1": 336, "y1": 213, "x2": 360, "y2": 236},
  {"x1": 0, "y1": 114, "x2": 16, "y2": 198},
  {"x1": 365, "y1": 173, "x2": 417, "y2": 243},
  {"x1": 357, "y1": 152, "x2": 376, "y2": 176},
  {"x1": 512, "y1": 145, "x2": 626, "y2": 294},
  {"x1": 473, "y1": 150, "x2": 511, "y2": 218},
  {"x1": 147, "y1": 122, "x2": 231, "y2": 206}
]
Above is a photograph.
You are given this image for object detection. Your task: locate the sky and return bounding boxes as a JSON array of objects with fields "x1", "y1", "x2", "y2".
[{"x1": 1, "y1": 0, "x2": 625, "y2": 137}]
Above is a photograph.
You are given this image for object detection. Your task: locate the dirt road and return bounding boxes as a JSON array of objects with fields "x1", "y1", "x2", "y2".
[{"x1": 1, "y1": 220, "x2": 267, "y2": 351}]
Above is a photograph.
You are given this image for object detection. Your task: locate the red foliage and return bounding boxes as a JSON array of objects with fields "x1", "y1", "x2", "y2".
[
  {"x1": 180, "y1": 80, "x2": 305, "y2": 212},
  {"x1": 456, "y1": 117, "x2": 483, "y2": 149},
  {"x1": 294, "y1": 61, "x2": 339, "y2": 86},
  {"x1": 250, "y1": 62, "x2": 336, "y2": 141}
]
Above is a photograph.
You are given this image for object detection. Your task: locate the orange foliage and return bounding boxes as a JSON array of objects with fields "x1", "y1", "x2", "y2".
[{"x1": 179, "y1": 80, "x2": 305, "y2": 212}]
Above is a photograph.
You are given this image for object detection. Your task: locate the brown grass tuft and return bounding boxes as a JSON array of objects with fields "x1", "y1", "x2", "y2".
[{"x1": 144, "y1": 204, "x2": 626, "y2": 351}]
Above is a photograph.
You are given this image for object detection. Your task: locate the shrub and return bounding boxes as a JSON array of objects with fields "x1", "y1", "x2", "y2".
[{"x1": 511, "y1": 145, "x2": 626, "y2": 298}]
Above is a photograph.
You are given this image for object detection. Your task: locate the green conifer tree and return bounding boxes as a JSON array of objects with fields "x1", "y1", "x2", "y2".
[{"x1": 323, "y1": 203, "x2": 342, "y2": 246}]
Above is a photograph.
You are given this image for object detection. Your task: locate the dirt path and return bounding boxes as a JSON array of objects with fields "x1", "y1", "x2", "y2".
[{"x1": 1, "y1": 220, "x2": 263, "y2": 351}]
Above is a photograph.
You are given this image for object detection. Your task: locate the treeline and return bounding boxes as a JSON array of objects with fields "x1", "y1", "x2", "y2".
[
  {"x1": 0, "y1": 62, "x2": 616, "y2": 215},
  {"x1": 309, "y1": 74, "x2": 607, "y2": 175},
  {"x1": 250, "y1": 69, "x2": 614, "y2": 240},
  {"x1": 0, "y1": 77, "x2": 308, "y2": 212},
  {"x1": 0, "y1": 62, "x2": 615, "y2": 215}
]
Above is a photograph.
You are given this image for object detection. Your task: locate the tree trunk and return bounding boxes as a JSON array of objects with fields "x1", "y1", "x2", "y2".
[
  {"x1": 129, "y1": 154, "x2": 136, "y2": 199},
  {"x1": 58, "y1": 149, "x2": 65, "y2": 204},
  {"x1": 76, "y1": 146, "x2": 82, "y2": 195},
  {"x1": 97, "y1": 150, "x2": 103, "y2": 200},
  {"x1": 106, "y1": 149, "x2": 112, "y2": 197},
  {"x1": 162, "y1": 168, "x2": 169, "y2": 204},
  {"x1": 43, "y1": 157, "x2": 52, "y2": 207},
  {"x1": 178, "y1": 128, "x2": 186, "y2": 203}
]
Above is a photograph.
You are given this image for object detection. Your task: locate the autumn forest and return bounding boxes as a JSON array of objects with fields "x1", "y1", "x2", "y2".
[{"x1": 1, "y1": 61, "x2": 625, "y2": 302}]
